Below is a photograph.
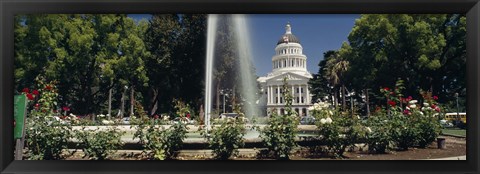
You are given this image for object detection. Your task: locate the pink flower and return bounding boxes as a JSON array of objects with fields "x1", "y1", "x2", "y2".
[
  {"x1": 403, "y1": 109, "x2": 411, "y2": 115},
  {"x1": 435, "y1": 107, "x2": 441, "y2": 112},
  {"x1": 433, "y1": 96, "x2": 438, "y2": 100}
]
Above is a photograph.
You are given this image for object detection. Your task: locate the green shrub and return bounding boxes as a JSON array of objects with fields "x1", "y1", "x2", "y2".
[
  {"x1": 144, "y1": 122, "x2": 187, "y2": 160},
  {"x1": 208, "y1": 117, "x2": 246, "y2": 160},
  {"x1": 75, "y1": 127, "x2": 125, "y2": 160},
  {"x1": 260, "y1": 77, "x2": 299, "y2": 160},
  {"x1": 364, "y1": 112, "x2": 392, "y2": 153}
]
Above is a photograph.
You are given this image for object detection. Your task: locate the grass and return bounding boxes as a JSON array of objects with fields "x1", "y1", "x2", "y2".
[{"x1": 441, "y1": 128, "x2": 466, "y2": 137}]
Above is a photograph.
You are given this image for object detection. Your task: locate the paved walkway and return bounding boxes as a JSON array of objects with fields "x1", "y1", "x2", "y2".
[{"x1": 426, "y1": 155, "x2": 466, "y2": 160}]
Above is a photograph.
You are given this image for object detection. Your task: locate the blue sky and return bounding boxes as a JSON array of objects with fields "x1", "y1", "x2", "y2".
[{"x1": 129, "y1": 14, "x2": 360, "y2": 76}]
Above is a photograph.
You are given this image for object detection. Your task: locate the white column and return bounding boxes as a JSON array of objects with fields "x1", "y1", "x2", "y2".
[
  {"x1": 267, "y1": 86, "x2": 270, "y2": 104},
  {"x1": 277, "y1": 85, "x2": 280, "y2": 104},
  {"x1": 306, "y1": 84, "x2": 310, "y2": 104}
]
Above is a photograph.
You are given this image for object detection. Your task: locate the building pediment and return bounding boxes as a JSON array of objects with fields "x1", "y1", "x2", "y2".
[{"x1": 267, "y1": 72, "x2": 311, "y2": 82}]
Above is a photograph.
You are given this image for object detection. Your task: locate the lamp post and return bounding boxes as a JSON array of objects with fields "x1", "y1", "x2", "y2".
[
  {"x1": 345, "y1": 88, "x2": 354, "y2": 118},
  {"x1": 220, "y1": 89, "x2": 230, "y2": 114},
  {"x1": 455, "y1": 92, "x2": 459, "y2": 125}
]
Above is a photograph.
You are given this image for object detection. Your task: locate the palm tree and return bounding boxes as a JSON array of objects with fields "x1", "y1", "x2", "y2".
[{"x1": 324, "y1": 51, "x2": 350, "y2": 111}]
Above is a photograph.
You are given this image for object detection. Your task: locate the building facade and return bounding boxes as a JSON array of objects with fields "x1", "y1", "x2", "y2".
[{"x1": 257, "y1": 23, "x2": 313, "y2": 117}]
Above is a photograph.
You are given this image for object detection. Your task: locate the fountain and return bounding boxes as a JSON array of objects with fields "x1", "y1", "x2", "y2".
[
  {"x1": 204, "y1": 14, "x2": 260, "y2": 133},
  {"x1": 204, "y1": 14, "x2": 218, "y2": 131}
]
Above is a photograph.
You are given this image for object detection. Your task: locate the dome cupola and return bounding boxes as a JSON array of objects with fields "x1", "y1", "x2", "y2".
[{"x1": 276, "y1": 23, "x2": 300, "y2": 45}]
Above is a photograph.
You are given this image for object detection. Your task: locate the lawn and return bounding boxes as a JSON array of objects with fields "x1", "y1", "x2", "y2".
[{"x1": 441, "y1": 128, "x2": 466, "y2": 137}]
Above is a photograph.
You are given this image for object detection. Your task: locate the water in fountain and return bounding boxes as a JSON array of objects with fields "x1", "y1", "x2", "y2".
[
  {"x1": 204, "y1": 14, "x2": 218, "y2": 130},
  {"x1": 205, "y1": 15, "x2": 261, "y2": 138},
  {"x1": 232, "y1": 14, "x2": 261, "y2": 121}
]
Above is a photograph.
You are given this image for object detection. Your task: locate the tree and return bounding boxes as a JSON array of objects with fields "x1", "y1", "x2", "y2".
[
  {"x1": 323, "y1": 43, "x2": 350, "y2": 111},
  {"x1": 144, "y1": 14, "x2": 181, "y2": 115},
  {"x1": 308, "y1": 50, "x2": 336, "y2": 104},
  {"x1": 347, "y1": 14, "x2": 466, "y2": 109}
]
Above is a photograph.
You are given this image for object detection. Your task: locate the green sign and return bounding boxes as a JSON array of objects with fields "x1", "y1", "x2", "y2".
[{"x1": 14, "y1": 94, "x2": 28, "y2": 139}]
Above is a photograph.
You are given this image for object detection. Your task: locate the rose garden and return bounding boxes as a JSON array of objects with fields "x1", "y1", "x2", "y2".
[{"x1": 14, "y1": 14, "x2": 467, "y2": 160}]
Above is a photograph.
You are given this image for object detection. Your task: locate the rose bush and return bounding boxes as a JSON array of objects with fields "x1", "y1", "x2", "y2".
[
  {"x1": 260, "y1": 77, "x2": 299, "y2": 160},
  {"x1": 24, "y1": 76, "x2": 73, "y2": 160}
]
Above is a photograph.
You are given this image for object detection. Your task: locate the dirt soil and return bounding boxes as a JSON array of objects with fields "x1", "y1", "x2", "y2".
[{"x1": 64, "y1": 136, "x2": 466, "y2": 160}]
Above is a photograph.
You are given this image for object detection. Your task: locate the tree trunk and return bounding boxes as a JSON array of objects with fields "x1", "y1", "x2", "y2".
[
  {"x1": 334, "y1": 88, "x2": 339, "y2": 109},
  {"x1": 120, "y1": 87, "x2": 126, "y2": 118},
  {"x1": 365, "y1": 89, "x2": 370, "y2": 117},
  {"x1": 108, "y1": 88, "x2": 112, "y2": 120},
  {"x1": 149, "y1": 88, "x2": 159, "y2": 116},
  {"x1": 216, "y1": 82, "x2": 220, "y2": 114},
  {"x1": 130, "y1": 87, "x2": 135, "y2": 117},
  {"x1": 342, "y1": 84, "x2": 346, "y2": 111}
]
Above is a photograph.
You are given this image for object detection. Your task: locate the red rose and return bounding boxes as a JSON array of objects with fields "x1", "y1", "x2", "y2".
[
  {"x1": 62, "y1": 106, "x2": 70, "y2": 111},
  {"x1": 435, "y1": 107, "x2": 441, "y2": 112},
  {"x1": 433, "y1": 96, "x2": 438, "y2": 100},
  {"x1": 32, "y1": 89, "x2": 39, "y2": 95},
  {"x1": 22, "y1": 88, "x2": 29, "y2": 93},
  {"x1": 387, "y1": 100, "x2": 396, "y2": 107},
  {"x1": 34, "y1": 103, "x2": 40, "y2": 109},
  {"x1": 403, "y1": 109, "x2": 411, "y2": 115},
  {"x1": 45, "y1": 85, "x2": 52, "y2": 90},
  {"x1": 383, "y1": 87, "x2": 390, "y2": 91},
  {"x1": 154, "y1": 115, "x2": 159, "y2": 119},
  {"x1": 431, "y1": 104, "x2": 436, "y2": 109},
  {"x1": 26, "y1": 93, "x2": 34, "y2": 100}
]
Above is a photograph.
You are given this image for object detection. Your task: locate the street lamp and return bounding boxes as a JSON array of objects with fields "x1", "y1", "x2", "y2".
[{"x1": 220, "y1": 89, "x2": 230, "y2": 114}]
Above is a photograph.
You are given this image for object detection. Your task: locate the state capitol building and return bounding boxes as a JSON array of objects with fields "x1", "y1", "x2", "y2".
[{"x1": 258, "y1": 23, "x2": 313, "y2": 117}]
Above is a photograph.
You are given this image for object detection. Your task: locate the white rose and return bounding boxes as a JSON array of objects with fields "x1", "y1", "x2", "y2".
[
  {"x1": 409, "y1": 100, "x2": 418, "y2": 104},
  {"x1": 308, "y1": 106, "x2": 314, "y2": 111},
  {"x1": 423, "y1": 103, "x2": 429, "y2": 107},
  {"x1": 329, "y1": 111, "x2": 333, "y2": 116},
  {"x1": 409, "y1": 104, "x2": 416, "y2": 109},
  {"x1": 325, "y1": 117, "x2": 333, "y2": 124},
  {"x1": 320, "y1": 118, "x2": 326, "y2": 124},
  {"x1": 356, "y1": 115, "x2": 360, "y2": 119},
  {"x1": 366, "y1": 127, "x2": 372, "y2": 133}
]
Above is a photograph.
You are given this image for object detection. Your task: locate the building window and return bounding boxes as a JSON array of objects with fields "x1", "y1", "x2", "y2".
[
  {"x1": 297, "y1": 97, "x2": 299, "y2": 103},
  {"x1": 301, "y1": 97, "x2": 304, "y2": 103},
  {"x1": 280, "y1": 97, "x2": 283, "y2": 103}
]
